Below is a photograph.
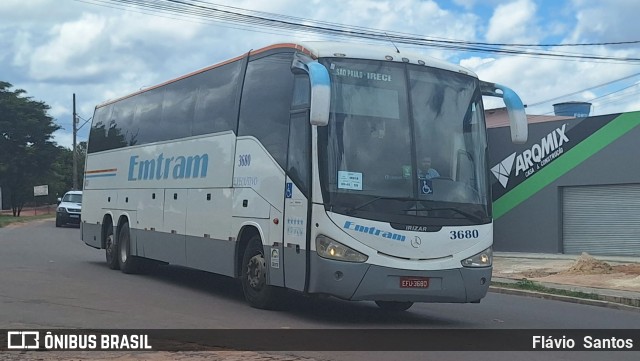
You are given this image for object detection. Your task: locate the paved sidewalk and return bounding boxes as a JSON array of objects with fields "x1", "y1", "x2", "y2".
[{"x1": 491, "y1": 252, "x2": 640, "y2": 310}]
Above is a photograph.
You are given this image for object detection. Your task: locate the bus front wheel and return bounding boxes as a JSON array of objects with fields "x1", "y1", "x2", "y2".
[
  {"x1": 375, "y1": 300, "x2": 413, "y2": 311},
  {"x1": 241, "y1": 236, "x2": 281, "y2": 309}
]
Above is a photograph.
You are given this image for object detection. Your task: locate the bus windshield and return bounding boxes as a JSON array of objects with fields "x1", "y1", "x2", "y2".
[{"x1": 318, "y1": 58, "x2": 490, "y2": 226}]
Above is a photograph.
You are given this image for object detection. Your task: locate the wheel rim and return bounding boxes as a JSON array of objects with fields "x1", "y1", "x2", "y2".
[{"x1": 246, "y1": 254, "x2": 266, "y2": 291}]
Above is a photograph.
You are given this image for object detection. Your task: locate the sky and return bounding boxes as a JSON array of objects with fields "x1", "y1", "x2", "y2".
[{"x1": 1, "y1": 0, "x2": 640, "y2": 149}]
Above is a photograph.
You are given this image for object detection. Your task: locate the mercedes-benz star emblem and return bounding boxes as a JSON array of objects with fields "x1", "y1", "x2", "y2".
[{"x1": 411, "y1": 236, "x2": 422, "y2": 248}]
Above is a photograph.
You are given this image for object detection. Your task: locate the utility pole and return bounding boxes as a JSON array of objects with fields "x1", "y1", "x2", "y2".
[{"x1": 72, "y1": 93, "x2": 78, "y2": 190}]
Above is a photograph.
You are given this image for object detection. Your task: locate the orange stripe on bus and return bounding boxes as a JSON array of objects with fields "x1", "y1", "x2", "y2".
[
  {"x1": 96, "y1": 43, "x2": 316, "y2": 109},
  {"x1": 249, "y1": 43, "x2": 315, "y2": 58},
  {"x1": 85, "y1": 168, "x2": 117, "y2": 174}
]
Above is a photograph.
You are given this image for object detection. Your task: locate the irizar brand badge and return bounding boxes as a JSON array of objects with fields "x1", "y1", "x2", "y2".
[
  {"x1": 343, "y1": 221, "x2": 406, "y2": 242},
  {"x1": 128, "y1": 153, "x2": 208, "y2": 181},
  {"x1": 492, "y1": 124, "x2": 569, "y2": 188}
]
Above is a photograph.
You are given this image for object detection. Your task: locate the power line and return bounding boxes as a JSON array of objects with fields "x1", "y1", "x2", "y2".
[
  {"x1": 184, "y1": 0, "x2": 640, "y2": 48},
  {"x1": 537, "y1": 82, "x2": 640, "y2": 115},
  {"x1": 590, "y1": 83, "x2": 640, "y2": 109},
  {"x1": 75, "y1": 0, "x2": 640, "y2": 64},
  {"x1": 74, "y1": 0, "x2": 640, "y2": 114},
  {"x1": 526, "y1": 72, "x2": 640, "y2": 107}
]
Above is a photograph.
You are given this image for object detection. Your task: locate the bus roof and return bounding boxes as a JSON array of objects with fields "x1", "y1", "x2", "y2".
[
  {"x1": 291, "y1": 41, "x2": 477, "y2": 77},
  {"x1": 96, "y1": 41, "x2": 477, "y2": 108}
]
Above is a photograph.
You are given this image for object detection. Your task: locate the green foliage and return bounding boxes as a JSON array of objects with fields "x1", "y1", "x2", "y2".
[
  {"x1": 49, "y1": 146, "x2": 74, "y2": 201},
  {"x1": 0, "y1": 81, "x2": 61, "y2": 215},
  {"x1": 515, "y1": 278, "x2": 540, "y2": 289},
  {"x1": 0, "y1": 213, "x2": 55, "y2": 228},
  {"x1": 76, "y1": 141, "x2": 87, "y2": 187}
]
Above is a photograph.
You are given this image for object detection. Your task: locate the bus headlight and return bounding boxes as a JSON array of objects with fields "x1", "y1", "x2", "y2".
[
  {"x1": 316, "y1": 235, "x2": 368, "y2": 263},
  {"x1": 461, "y1": 247, "x2": 492, "y2": 268}
]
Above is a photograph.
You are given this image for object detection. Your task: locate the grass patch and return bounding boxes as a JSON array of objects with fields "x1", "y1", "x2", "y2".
[
  {"x1": 0, "y1": 213, "x2": 55, "y2": 228},
  {"x1": 493, "y1": 278, "x2": 601, "y2": 301}
]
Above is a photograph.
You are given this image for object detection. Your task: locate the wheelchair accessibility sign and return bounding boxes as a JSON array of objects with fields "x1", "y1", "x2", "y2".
[{"x1": 420, "y1": 179, "x2": 433, "y2": 195}]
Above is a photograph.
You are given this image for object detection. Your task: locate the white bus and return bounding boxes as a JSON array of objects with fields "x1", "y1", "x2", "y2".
[{"x1": 82, "y1": 41, "x2": 527, "y2": 311}]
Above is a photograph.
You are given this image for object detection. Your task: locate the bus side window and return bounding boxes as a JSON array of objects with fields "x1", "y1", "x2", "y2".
[
  {"x1": 88, "y1": 104, "x2": 116, "y2": 153},
  {"x1": 287, "y1": 111, "x2": 311, "y2": 197},
  {"x1": 238, "y1": 52, "x2": 296, "y2": 169},
  {"x1": 133, "y1": 88, "x2": 164, "y2": 145},
  {"x1": 109, "y1": 97, "x2": 137, "y2": 147},
  {"x1": 292, "y1": 74, "x2": 311, "y2": 108},
  {"x1": 287, "y1": 74, "x2": 311, "y2": 196},
  {"x1": 159, "y1": 80, "x2": 196, "y2": 140},
  {"x1": 192, "y1": 60, "x2": 243, "y2": 136}
]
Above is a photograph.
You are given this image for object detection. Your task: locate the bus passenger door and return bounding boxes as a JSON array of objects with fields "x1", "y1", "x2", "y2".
[
  {"x1": 283, "y1": 178, "x2": 309, "y2": 291},
  {"x1": 283, "y1": 106, "x2": 312, "y2": 291}
]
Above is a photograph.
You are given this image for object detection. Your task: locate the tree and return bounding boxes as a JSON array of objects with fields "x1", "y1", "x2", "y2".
[
  {"x1": 0, "y1": 81, "x2": 60, "y2": 216},
  {"x1": 49, "y1": 146, "x2": 74, "y2": 203},
  {"x1": 47, "y1": 142, "x2": 86, "y2": 204},
  {"x1": 75, "y1": 141, "x2": 87, "y2": 188}
]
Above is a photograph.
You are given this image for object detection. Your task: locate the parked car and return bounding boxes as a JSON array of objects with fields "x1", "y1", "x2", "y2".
[{"x1": 56, "y1": 190, "x2": 82, "y2": 227}]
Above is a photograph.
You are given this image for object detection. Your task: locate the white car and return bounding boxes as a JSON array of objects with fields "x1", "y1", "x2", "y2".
[{"x1": 56, "y1": 190, "x2": 83, "y2": 227}]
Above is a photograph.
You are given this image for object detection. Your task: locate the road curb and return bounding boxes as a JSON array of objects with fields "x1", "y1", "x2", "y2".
[{"x1": 489, "y1": 285, "x2": 640, "y2": 313}]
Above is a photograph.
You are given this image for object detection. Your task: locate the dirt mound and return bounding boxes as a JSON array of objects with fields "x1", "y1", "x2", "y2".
[
  {"x1": 613, "y1": 264, "x2": 640, "y2": 275},
  {"x1": 563, "y1": 253, "x2": 613, "y2": 275}
]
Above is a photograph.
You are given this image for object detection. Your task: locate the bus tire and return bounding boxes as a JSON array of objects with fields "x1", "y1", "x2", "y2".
[
  {"x1": 105, "y1": 223, "x2": 119, "y2": 270},
  {"x1": 375, "y1": 300, "x2": 413, "y2": 312},
  {"x1": 241, "y1": 235, "x2": 281, "y2": 310},
  {"x1": 118, "y1": 222, "x2": 140, "y2": 274}
]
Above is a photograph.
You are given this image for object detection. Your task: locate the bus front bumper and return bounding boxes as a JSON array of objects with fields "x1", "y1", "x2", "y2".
[{"x1": 307, "y1": 253, "x2": 492, "y2": 303}]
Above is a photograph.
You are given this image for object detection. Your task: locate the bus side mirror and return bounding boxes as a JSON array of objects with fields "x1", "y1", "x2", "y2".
[
  {"x1": 292, "y1": 55, "x2": 330, "y2": 126},
  {"x1": 307, "y1": 62, "x2": 330, "y2": 126},
  {"x1": 481, "y1": 81, "x2": 528, "y2": 144}
]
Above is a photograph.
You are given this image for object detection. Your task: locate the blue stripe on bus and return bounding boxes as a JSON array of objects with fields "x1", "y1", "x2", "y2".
[{"x1": 86, "y1": 174, "x2": 117, "y2": 178}]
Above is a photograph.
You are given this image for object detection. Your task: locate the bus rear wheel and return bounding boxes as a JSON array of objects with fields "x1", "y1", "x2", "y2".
[
  {"x1": 105, "y1": 224, "x2": 119, "y2": 270},
  {"x1": 118, "y1": 222, "x2": 140, "y2": 274},
  {"x1": 375, "y1": 300, "x2": 413, "y2": 311},
  {"x1": 241, "y1": 236, "x2": 281, "y2": 309}
]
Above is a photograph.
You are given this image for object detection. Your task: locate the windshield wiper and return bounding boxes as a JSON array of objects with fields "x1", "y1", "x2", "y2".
[
  {"x1": 403, "y1": 204, "x2": 486, "y2": 223},
  {"x1": 421, "y1": 207, "x2": 486, "y2": 223},
  {"x1": 344, "y1": 197, "x2": 410, "y2": 215}
]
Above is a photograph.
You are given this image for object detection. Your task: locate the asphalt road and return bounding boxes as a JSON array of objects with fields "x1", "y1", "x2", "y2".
[{"x1": 1, "y1": 219, "x2": 639, "y2": 361}]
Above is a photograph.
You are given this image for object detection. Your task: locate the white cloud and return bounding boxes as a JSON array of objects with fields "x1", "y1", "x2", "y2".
[
  {"x1": 10, "y1": 30, "x2": 34, "y2": 66},
  {"x1": 468, "y1": 52, "x2": 640, "y2": 115},
  {"x1": 28, "y1": 14, "x2": 108, "y2": 80},
  {"x1": 569, "y1": 0, "x2": 640, "y2": 43},
  {"x1": 460, "y1": 56, "x2": 496, "y2": 70},
  {"x1": 52, "y1": 129, "x2": 74, "y2": 150},
  {"x1": 2, "y1": 0, "x2": 640, "y2": 150},
  {"x1": 486, "y1": 0, "x2": 539, "y2": 43}
]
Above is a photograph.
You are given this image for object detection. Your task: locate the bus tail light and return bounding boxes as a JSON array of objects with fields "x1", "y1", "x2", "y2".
[{"x1": 316, "y1": 235, "x2": 368, "y2": 263}]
